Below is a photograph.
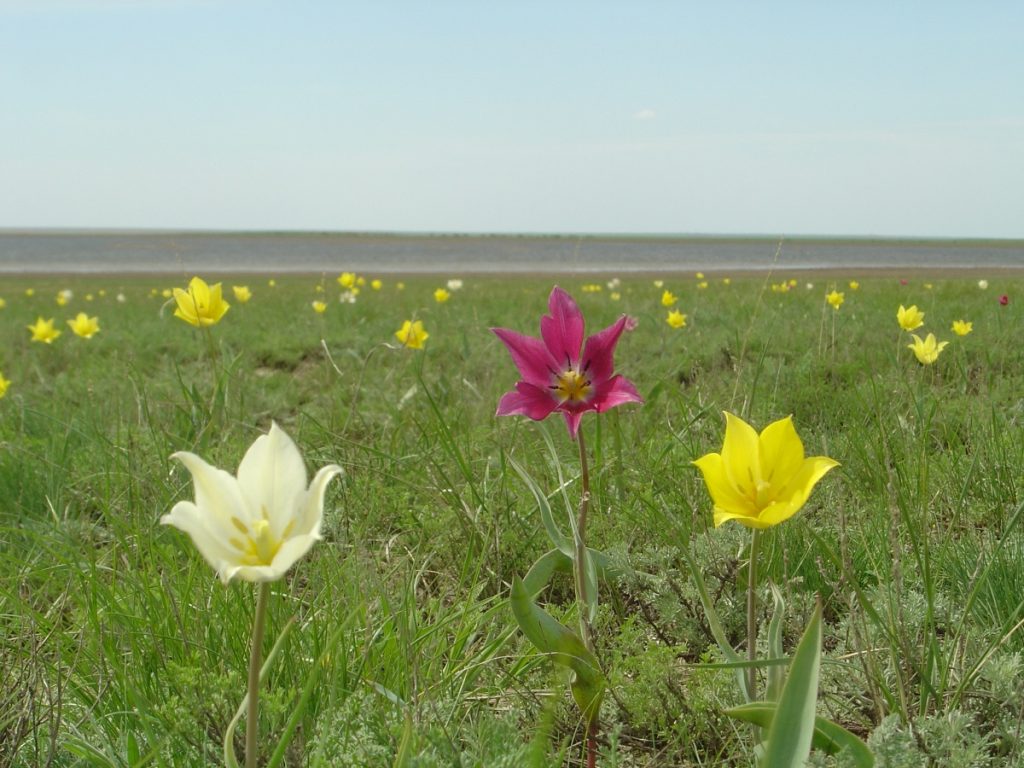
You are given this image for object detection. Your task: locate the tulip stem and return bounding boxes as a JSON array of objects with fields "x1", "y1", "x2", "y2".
[
  {"x1": 746, "y1": 529, "x2": 761, "y2": 700},
  {"x1": 246, "y1": 582, "x2": 271, "y2": 768},
  {"x1": 575, "y1": 429, "x2": 598, "y2": 768}
]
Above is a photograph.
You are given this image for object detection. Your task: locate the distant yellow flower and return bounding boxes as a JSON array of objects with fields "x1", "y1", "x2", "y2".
[
  {"x1": 897, "y1": 305, "x2": 925, "y2": 331},
  {"x1": 27, "y1": 317, "x2": 61, "y2": 344},
  {"x1": 924, "y1": 283, "x2": 933, "y2": 290},
  {"x1": 907, "y1": 333, "x2": 948, "y2": 364},
  {"x1": 434, "y1": 288, "x2": 450, "y2": 303},
  {"x1": 653, "y1": 279, "x2": 664, "y2": 288},
  {"x1": 68, "y1": 312, "x2": 100, "y2": 339},
  {"x1": 0, "y1": 297, "x2": 6, "y2": 308},
  {"x1": 338, "y1": 272, "x2": 356, "y2": 289},
  {"x1": 174, "y1": 277, "x2": 230, "y2": 327},
  {"x1": 312, "y1": 300, "x2": 327, "y2": 314},
  {"x1": 85, "y1": 294, "x2": 94, "y2": 302},
  {"x1": 356, "y1": 276, "x2": 366, "y2": 287},
  {"x1": 610, "y1": 291, "x2": 621, "y2": 301},
  {"x1": 268, "y1": 279, "x2": 277, "y2": 287},
  {"x1": 848, "y1": 280, "x2": 860, "y2": 291},
  {"x1": 161, "y1": 288, "x2": 172, "y2": 298},
  {"x1": 25, "y1": 288, "x2": 35, "y2": 297},
  {"x1": 826, "y1": 290, "x2": 844, "y2": 310},
  {"x1": 397, "y1": 282, "x2": 406, "y2": 291},
  {"x1": 696, "y1": 272, "x2": 704, "y2": 279},
  {"x1": 661, "y1": 290, "x2": 677, "y2": 306},
  {"x1": 371, "y1": 279, "x2": 383, "y2": 290},
  {"x1": 951, "y1": 320, "x2": 973, "y2": 336},
  {"x1": 698, "y1": 281, "x2": 709, "y2": 290},
  {"x1": 722, "y1": 277, "x2": 731, "y2": 285},
  {"x1": 395, "y1": 319, "x2": 429, "y2": 349},
  {"x1": 56, "y1": 289, "x2": 72, "y2": 306},
  {"x1": 666, "y1": 309, "x2": 687, "y2": 329},
  {"x1": 314, "y1": 284, "x2": 324, "y2": 293},
  {"x1": 788, "y1": 278, "x2": 798, "y2": 287},
  {"x1": 694, "y1": 413, "x2": 838, "y2": 529},
  {"x1": 233, "y1": 285, "x2": 252, "y2": 303},
  {"x1": 98, "y1": 289, "x2": 106, "y2": 297},
  {"x1": 0, "y1": 372, "x2": 8, "y2": 398}
]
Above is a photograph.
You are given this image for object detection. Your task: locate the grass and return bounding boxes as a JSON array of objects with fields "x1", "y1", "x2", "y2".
[{"x1": 1, "y1": 271, "x2": 1023, "y2": 767}]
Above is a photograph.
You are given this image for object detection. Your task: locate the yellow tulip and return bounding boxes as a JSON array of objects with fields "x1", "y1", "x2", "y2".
[
  {"x1": 826, "y1": 290, "x2": 844, "y2": 310},
  {"x1": 395, "y1": 320, "x2": 429, "y2": 349},
  {"x1": 694, "y1": 413, "x2": 838, "y2": 529},
  {"x1": 897, "y1": 305, "x2": 925, "y2": 331},
  {"x1": 610, "y1": 291, "x2": 621, "y2": 301},
  {"x1": 951, "y1": 320, "x2": 972, "y2": 336},
  {"x1": 434, "y1": 288, "x2": 450, "y2": 303},
  {"x1": 848, "y1": 280, "x2": 860, "y2": 290},
  {"x1": 371, "y1": 279, "x2": 383, "y2": 290},
  {"x1": 173, "y1": 277, "x2": 230, "y2": 327},
  {"x1": 907, "y1": 333, "x2": 948, "y2": 364},
  {"x1": 233, "y1": 285, "x2": 253, "y2": 303},
  {"x1": 0, "y1": 372, "x2": 9, "y2": 398},
  {"x1": 27, "y1": 317, "x2": 61, "y2": 344},
  {"x1": 0, "y1": 298, "x2": 6, "y2": 309},
  {"x1": 666, "y1": 309, "x2": 687, "y2": 329},
  {"x1": 661, "y1": 290, "x2": 677, "y2": 306},
  {"x1": 698, "y1": 281, "x2": 709, "y2": 290},
  {"x1": 312, "y1": 300, "x2": 327, "y2": 314},
  {"x1": 337, "y1": 272, "x2": 356, "y2": 289},
  {"x1": 67, "y1": 312, "x2": 100, "y2": 339}
]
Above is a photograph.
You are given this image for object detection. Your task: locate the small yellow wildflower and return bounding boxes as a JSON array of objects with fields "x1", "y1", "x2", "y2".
[
  {"x1": 653, "y1": 279, "x2": 664, "y2": 288},
  {"x1": 698, "y1": 281, "x2": 708, "y2": 290},
  {"x1": 338, "y1": 272, "x2": 356, "y2": 289},
  {"x1": 661, "y1": 290, "x2": 677, "y2": 306},
  {"x1": 848, "y1": 280, "x2": 860, "y2": 290},
  {"x1": 25, "y1": 288, "x2": 35, "y2": 297},
  {"x1": 161, "y1": 288, "x2": 172, "y2": 298},
  {"x1": 0, "y1": 297, "x2": 6, "y2": 309},
  {"x1": 173, "y1": 277, "x2": 230, "y2": 327},
  {"x1": 434, "y1": 288, "x2": 450, "y2": 303},
  {"x1": 951, "y1": 320, "x2": 973, "y2": 336},
  {"x1": 233, "y1": 285, "x2": 252, "y2": 303},
  {"x1": 68, "y1": 312, "x2": 100, "y2": 339},
  {"x1": 694, "y1": 412, "x2": 838, "y2": 529},
  {"x1": 666, "y1": 309, "x2": 687, "y2": 329},
  {"x1": 788, "y1": 278, "x2": 798, "y2": 287},
  {"x1": 395, "y1": 320, "x2": 429, "y2": 349},
  {"x1": 268, "y1": 279, "x2": 277, "y2": 287},
  {"x1": 397, "y1": 282, "x2": 406, "y2": 291},
  {"x1": 610, "y1": 291, "x2": 621, "y2": 301},
  {"x1": 695, "y1": 272, "x2": 704, "y2": 279},
  {"x1": 312, "y1": 300, "x2": 327, "y2": 314},
  {"x1": 897, "y1": 305, "x2": 925, "y2": 331},
  {"x1": 371, "y1": 279, "x2": 383, "y2": 290},
  {"x1": 56, "y1": 293, "x2": 69, "y2": 306},
  {"x1": 0, "y1": 372, "x2": 9, "y2": 398},
  {"x1": 826, "y1": 290, "x2": 844, "y2": 310},
  {"x1": 356, "y1": 276, "x2": 366, "y2": 287},
  {"x1": 722, "y1": 277, "x2": 731, "y2": 285},
  {"x1": 27, "y1": 317, "x2": 60, "y2": 344},
  {"x1": 907, "y1": 333, "x2": 948, "y2": 364}
]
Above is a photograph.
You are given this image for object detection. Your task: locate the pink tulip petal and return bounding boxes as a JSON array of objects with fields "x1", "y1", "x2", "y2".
[
  {"x1": 580, "y1": 315, "x2": 628, "y2": 385},
  {"x1": 496, "y1": 381, "x2": 558, "y2": 420},
  {"x1": 492, "y1": 328, "x2": 557, "y2": 388},
  {"x1": 562, "y1": 410, "x2": 584, "y2": 439},
  {"x1": 541, "y1": 286, "x2": 585, "y2": 368},
  {"x1": 593, "y1": 375, "x2": 643, "y2": 412}
]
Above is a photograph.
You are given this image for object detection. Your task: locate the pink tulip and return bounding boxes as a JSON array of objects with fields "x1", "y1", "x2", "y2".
[
  {"x1": 1000, "y1": 294, "x2": 1009, "y2": 306},
  {"x1": 493, "y1": 286, "x2": 642, "y2": 439}
]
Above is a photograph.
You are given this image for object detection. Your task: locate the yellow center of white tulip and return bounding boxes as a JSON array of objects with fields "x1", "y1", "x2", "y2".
[
  {"x1": 228, "y1": 512, "x2": 292, "y2": 566},
  {"x1": 553, "y1": 369, "x2": 591, "y2": 403}
]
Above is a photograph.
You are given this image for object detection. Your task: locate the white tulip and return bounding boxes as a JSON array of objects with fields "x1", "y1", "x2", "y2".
[{"x1": 163, "y1": 423, "x2": 341, "y2": 584}]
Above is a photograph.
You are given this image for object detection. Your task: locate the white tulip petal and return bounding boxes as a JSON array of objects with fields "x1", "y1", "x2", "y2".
[
  {"x1": 161, "y1": 501, "x2": 238, "y2": 574},
  {"x1": 295, "y1": 464, "x2": 343, "y2": 537},
  {"x1": 172, "y1": 451, "x2": 249, "y2": 526},
  {"x1": 268, "y1": 534, "x2": 320, "y2": 577},
  {"x1": 237, "y1": 423, "x2": 307, "y2": 534}
]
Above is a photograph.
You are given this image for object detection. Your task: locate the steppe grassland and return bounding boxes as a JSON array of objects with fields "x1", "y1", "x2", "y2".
[{"x1": 2, "y1": 272, "x2": 1023, "y2": 766}]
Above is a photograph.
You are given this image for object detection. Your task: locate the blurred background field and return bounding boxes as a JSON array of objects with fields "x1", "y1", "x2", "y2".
[{"x1": 2, "y1": 271, "x2": 1023, "y2": 767}]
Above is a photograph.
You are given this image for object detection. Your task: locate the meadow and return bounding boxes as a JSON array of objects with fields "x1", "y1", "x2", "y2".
[{"x1": 2, "y1": 270, "x2": 1023, "y2": 767}]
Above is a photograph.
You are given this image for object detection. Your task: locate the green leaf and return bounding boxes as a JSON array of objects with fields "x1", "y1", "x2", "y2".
[
  {"x1": 508, "y1": 455, "x2": 573, "y2": 557},
  {"x1": 766, "y1": 582, "x2": 787, "y2": 701},
  {"x1": 761, "y1": 603, "x2": 823, "y2": 768},
  {"x1": 725, "y1": 703, "x2": 874, "y2": 767},
  {"x1": 521, "y1": 547, "x2": 620, "y2": 599},
  {"x1": 392, "y1": 713, "x2": 415, "y2": 768},
  {"x1": 510, "y1": 575, "x2": 604, "y2": 729}
]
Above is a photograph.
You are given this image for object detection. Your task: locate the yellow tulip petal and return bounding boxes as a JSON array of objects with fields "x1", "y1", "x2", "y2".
[
  {"x1": 693, "y1": 452, "x2": 755, "y2": 519},
  {"x1": 775, "y1": 456, "x2": 839, "y2": 513},
  {"x1": 720, "y1": 412, "x2": 761, "y2": 497},
  {"x1": 757, "y1": 415, "x2": 805, "y2": 488},
  {"x1": 713, "y1": 507, "x2": 773, "y2": 529}
]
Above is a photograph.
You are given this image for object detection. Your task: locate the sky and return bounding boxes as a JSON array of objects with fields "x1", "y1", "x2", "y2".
[{"x1": 1, "y1": 1, "x2": 1022, "y2": 237}]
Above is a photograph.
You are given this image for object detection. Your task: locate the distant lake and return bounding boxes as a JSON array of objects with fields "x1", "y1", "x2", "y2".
[{"x1": 0, "y1": 231, "x2": 1022, "y2": 273}]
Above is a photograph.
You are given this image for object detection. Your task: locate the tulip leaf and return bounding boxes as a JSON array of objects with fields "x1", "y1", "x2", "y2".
[
  {"x1": 765, "y1": 582, "x2": 787, "y2": 702},
  {"x1": 510, "y1": 575, "x2": 605, "y2": 729},
  {"x1": 507, "y1": 455, "x2": 573, "y2": 557},
  {"x1": 580, "y1": 540, "x2": 599, "y2": 624},
  {"x1": 761, "y1": 603, "x2": 823, "y2": 768},
  {"x1": 725, "y1": 703, "x2": 874, "y2": 767},
  {"x1": 522, "y1": 547, "x2": 621, "y2": 599}
]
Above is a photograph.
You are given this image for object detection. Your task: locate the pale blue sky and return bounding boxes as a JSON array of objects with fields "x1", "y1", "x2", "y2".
[{"x1": 2, "y1": 1, "x2": 1022, "y2": 237}]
